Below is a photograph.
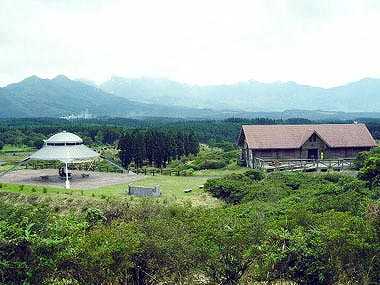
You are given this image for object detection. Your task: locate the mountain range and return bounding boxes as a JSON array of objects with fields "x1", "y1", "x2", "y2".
[
  {"x1": 0, "y1": 75, "x2": 224, "y2": 119},
  {"x1": 100, "y1": 77, "x2": 380, "y2": 112},
  {"x1": 0, "y1": 75, "x2": 380, "y2": 120}
]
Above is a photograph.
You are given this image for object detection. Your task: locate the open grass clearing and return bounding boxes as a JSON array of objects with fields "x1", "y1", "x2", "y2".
[{"x1": 0, "y1": 171, "x2": 222, "y2": 207}]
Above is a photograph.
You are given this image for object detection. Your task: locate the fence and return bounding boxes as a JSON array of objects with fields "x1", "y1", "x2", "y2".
[
  {"x1": 130, "y1": 168, "x2": 181, "y2": 176},
  {"x1": 253, "y1": 157, "x2": 355, "y2": 172}
]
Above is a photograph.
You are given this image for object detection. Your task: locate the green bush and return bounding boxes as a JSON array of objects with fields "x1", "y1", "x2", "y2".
[
  {"x1": 85, "y1": 208, "x2": 107, "y2": 227},
  {"x1": 323, "y1": 172, "x2": 342, "y2": 183},
  {"x1": 180, "y1": 168, "x2": 194, "y2": 176},
  {"x1": 244, "y1": 169, "x2": 265, "y2": 181},
  {"x1": 358, "y1": 156, "x2": 380, "y2": 189},
  {"x1": 198, "y1": 159, "x2": 226, "y2": 169},
  {"x1": 168, "y1": 144, "x2": 239, "y2": 172}
]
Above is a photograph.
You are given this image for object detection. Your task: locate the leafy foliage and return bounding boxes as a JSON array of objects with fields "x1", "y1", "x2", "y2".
[
  {"x1": 118, "y1": 129, "x2": 199, "y2": 168},
  {"x1": 357, "y1": 147, "x2": 380, "y2": 189},
  {"x1": 0, "y1": 167, "x2": 379, "y2": 284}
]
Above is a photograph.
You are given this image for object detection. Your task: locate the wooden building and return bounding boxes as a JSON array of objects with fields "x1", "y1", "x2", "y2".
[{"x1": 237, "y1": 124, "x2": 376, "y2": 168}]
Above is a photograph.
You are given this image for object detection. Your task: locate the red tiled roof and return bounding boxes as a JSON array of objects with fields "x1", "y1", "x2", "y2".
[{"x1": 240, "y1": 124, "x2": 377, "y2": 149}]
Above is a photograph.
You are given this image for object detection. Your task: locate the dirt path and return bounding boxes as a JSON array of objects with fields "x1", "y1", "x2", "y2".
[{"x1": 0, "y1": 169, "x2": 143, "y2": 189}]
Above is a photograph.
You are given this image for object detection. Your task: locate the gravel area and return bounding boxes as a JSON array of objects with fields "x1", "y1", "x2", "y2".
[{"x1": 0, "y1": 169, "x2": 143, "y2": 189}]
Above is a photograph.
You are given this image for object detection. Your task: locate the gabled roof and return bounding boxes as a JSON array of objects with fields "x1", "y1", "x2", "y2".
[{"x1": 238, "y1": 124, "x2": 377, "y2": 150}]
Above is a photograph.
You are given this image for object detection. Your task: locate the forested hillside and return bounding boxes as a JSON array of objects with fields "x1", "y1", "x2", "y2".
[
  {"x1": 0, "y1": 76, "x2": 221, "y2": 119},
  {"x1": 1, "y1": 117, "x2": 379, "y2": 150}
]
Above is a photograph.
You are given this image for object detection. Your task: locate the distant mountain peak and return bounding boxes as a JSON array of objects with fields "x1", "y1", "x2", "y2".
[
  {"x1": 53, "y1": 74, "x2": 71, "y2": 81},
  {"x1": 21, "y1": 75, "x2": 43, "y2": 82}
]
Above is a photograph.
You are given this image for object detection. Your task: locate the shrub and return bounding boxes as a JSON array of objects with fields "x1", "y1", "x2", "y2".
[
  {"x1": 180, "y1": 168, "x2": 194, "y2": 176},
  {"x1": 286, "y1": 181, "x2": 300, "y2": 190},
  {"x1": 358, "y1": 156, "x2": 380, "y2": 189},
  {"x1": 244, "y1": 169, "x2": 265, "y2": 181},
  {"x1": 205, "y1": 174, "x2": 253, "y2": 203},
  {"x1": 323, "y1": 172, "x2": 342, "y2": 183},
  {"x1": 85, "y1": 208, "x2": 107, "y2": 227},
  {"x1": 198, "y1": 159, "x2": 226, "y2": 170},
  {"x1": 354, "y1": 151, "x2": 370, "y2": 170}
]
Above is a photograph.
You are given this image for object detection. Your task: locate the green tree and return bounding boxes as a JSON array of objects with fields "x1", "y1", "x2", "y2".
[
  {"x1": 132, "y1": 130, "x2": 146, "y2": 168},
  {"x1": 358, "y1": 156, "x2": 380, "y2": 189},
  {"x1": 118, "y1": 133, "x2": 133, "y2": 168}
]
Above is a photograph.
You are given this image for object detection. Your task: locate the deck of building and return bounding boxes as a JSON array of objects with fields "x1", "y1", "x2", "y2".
[{"x1": 254, "y1": 157, "x2": 355, "y2": 172}]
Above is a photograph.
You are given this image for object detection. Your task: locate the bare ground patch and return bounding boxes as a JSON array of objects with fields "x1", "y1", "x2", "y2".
[{"x1": 0, "y1": 169, "x2": 143, "y2": 189}]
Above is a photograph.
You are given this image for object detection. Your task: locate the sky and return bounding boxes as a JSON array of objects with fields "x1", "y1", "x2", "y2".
[{"x1": 1, "y1": 0, "x2": 380, "y2": 87}]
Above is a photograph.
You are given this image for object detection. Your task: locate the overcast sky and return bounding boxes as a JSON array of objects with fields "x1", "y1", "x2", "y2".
[{"x1": 1, "y1": 0, "x2": 380, "y2": 87}]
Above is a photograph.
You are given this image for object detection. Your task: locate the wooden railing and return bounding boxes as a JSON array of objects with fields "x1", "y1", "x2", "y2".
[{"x1": 253, "y1": 157, "x2": 355, "y2": 171}]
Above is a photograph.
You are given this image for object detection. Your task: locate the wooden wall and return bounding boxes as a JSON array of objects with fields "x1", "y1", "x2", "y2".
[{"x1": 240, "y1": 134, "x2": 372, "y2": 167}]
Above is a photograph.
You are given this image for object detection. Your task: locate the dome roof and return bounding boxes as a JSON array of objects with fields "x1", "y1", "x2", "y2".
[
  {"x1": 46, "y1": 131, "x2": 83, "y2": 144},
  {"x1": 30, "y1": 131, "x2": 99, "y2": 163}
]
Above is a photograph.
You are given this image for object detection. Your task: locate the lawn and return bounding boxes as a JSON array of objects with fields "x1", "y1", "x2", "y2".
[
  {"x1": 93, "y1": 175, "x2": 220, "y2": 206},
  {"x1": 193, "y1": 167, "x2": 246, "y2": 177},
  {"x1": 0, "y1": 144, "x2": 34, "y2": 153},
  {"x1": 0, "y1": 174, "x2": 222, "y2": 207}
]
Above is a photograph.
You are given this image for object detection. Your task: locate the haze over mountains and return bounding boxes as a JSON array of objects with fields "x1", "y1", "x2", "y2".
[
  {"x1": 0, "y1": 75, "x2": 222, "y2": 119},
  {"x1": 0, "y1": 75, "x2": 380, "y2": 120},
  {"x1": 101, "y1": 77, "x2": 380, "y2": 112}
]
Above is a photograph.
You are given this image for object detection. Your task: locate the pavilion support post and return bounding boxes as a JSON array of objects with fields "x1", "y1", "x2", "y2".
[{"x1": 65, "y1": 162, "x2": 70, "y2": 189}]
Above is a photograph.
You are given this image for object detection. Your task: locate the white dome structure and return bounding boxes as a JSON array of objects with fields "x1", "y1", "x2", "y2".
[
  {"x1": 46, "y1": 132, "x2": 83, "y2": 144},
  {"x1": 29, "y1": 131, "x2": 99, "y2": 189},
  {"x1": 30, "y1": 131, "x2": 99, "y2": 163}
]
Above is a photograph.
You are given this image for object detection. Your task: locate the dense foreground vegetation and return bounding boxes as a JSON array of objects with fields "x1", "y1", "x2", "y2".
[
  {"x1": 0, "y1": 118, "x2": 379, "y2": 284},
  {"x1": 0, "y1": 152, "x2": 379, "y2": 284}
]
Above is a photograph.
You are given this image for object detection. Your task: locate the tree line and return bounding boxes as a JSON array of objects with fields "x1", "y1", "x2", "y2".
[
  {"x1": 0, "y1": 117, "x2": 379, "y2": 150},
  {"x1": 118, "y1": 129, "x2": 199, "y2": 168}
]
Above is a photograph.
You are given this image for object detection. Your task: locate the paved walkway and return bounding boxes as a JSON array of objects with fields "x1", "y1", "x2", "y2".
[{"x1": 0, "y1": 169, "x2": 143, "y2": 189}]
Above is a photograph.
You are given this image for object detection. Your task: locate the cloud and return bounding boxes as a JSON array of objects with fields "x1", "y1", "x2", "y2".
[{"x1": 1, "y1": 0, "x2": 380, "y2": 87}]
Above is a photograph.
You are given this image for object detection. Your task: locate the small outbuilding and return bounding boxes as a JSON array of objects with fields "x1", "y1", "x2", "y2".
[{"x1": 237, "y1": 123, "x2": 376, "y2": 168}]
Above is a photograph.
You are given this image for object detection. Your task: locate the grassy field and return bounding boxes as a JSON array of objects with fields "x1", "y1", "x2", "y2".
[
  {"x1": 0, "y1": 144, "x2": 34, "y2": 153},
  {"x1": 104, "y1": 175, "x2": 220, "y2": 206},
  {"x1": 0, "y1": 150, "x2": 32, "y2": 172},
  {"x1": 193, "y1": 167, "x2": 246, "y2": 177},
  {"x1": 0, "y1": 173, "x2": 222, "y2": 207},
  {"x1": 0, "y1": 144, "x2": 232, "y2": 206}
]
